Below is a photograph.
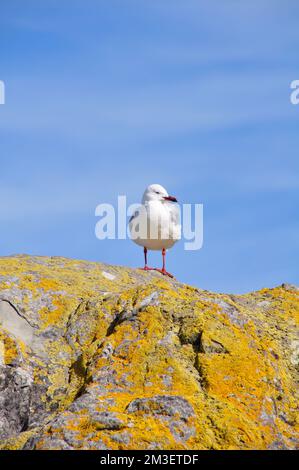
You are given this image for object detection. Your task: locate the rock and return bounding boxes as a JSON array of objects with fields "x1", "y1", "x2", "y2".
[
  {"x1": 0, "y1": 301, "x2": 35, "y2": 347},
  {"x1": 199, "y1": 333, "x2": 228, "y2": 354},
  {"x1": 126, "y1": 395, "x2": 195, "y2": 421},
  {"x1": 0, "y1": 366, "x2": 32, "y2": 439},
  {"x1": 0, "y1": 254, "x2": 298, "y2": 450},
  {"x1": 102, "y1": 271, "x2": 116, "y2": 281},
  {"x1": 281, "y1": 283, "x2": 299, "y2": 292}
]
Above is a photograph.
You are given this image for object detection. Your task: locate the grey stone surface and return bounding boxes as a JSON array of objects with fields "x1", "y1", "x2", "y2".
[
  {"x1": 0, "y1": 366, "x2": 32, "y2": 439},
  {"x1": 0, "y1": 301, "x2": 35, "y2": 348},
  {"x1": 126, "y1": 395, "x2": 195, "y2": 421}
]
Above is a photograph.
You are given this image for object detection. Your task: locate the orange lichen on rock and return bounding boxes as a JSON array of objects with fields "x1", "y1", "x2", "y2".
[{"x1": 0, "y1": 255, "x2": 298, "y2": 450}]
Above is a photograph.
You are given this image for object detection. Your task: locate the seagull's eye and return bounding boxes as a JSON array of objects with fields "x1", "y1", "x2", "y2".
[{"x1": 155, "y1": 191, "x2": 160, "y2": 194}]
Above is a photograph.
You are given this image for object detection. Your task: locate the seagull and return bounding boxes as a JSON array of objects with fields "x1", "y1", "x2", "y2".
[{"x1": 129, "y1": 184, "x2": 181, "y2": 278}]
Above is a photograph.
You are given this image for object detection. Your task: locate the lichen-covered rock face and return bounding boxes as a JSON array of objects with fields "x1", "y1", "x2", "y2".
[{"x1": 0, "y1": 255, "x2": 298, "y2": 450}]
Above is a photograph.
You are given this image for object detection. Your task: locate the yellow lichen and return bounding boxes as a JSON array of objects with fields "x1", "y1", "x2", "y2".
[{"x1": 0, "y1": 255, "x2": 298, "y2": 450}]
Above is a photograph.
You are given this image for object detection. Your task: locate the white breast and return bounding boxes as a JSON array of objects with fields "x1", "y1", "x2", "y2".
[{"x1": 129, "y1": 201, "x2": 181, "y2": 251}]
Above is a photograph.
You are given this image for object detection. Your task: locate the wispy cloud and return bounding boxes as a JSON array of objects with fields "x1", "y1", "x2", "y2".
[{"x1": 0, "y1": 0, "x2": 298, "y2": 292}]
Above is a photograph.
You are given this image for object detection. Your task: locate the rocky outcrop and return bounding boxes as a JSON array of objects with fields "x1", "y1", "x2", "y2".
[{"x1": 0, "y1": 255, "x2": 298, "y2": 450}]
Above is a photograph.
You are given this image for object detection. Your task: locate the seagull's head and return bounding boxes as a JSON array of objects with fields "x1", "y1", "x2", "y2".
[{"x1": 142, "y1": 184, "x2": 178, "y2": 204}]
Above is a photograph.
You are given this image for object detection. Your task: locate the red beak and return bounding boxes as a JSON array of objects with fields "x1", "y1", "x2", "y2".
[{"x1": 164, "y1": 195, "x2": 178, "y2": 203}]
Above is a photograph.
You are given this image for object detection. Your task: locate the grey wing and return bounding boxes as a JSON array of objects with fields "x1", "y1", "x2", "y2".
[
  {"x1": 129, "y1": 213, "x2": 136, "y2": 224},
  {"x1": 129, "y1": 209, "x2": 140, "y2": 224}
]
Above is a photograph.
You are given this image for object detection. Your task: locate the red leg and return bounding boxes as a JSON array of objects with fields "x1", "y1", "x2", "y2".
[
  {"x1": 162, "y1": 248, "x2": 166, "y2": 271},
  {"x1": 155, "y1": 248, "x2": 174, "y2": 278},
  {"x1": 140, "y1": 247, "x2": 154, "y2": 271}
]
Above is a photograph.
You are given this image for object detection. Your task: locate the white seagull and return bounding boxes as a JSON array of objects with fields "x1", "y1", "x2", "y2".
[{"x1": 129, "y1": 184, "x2": 181, "y2": 278}]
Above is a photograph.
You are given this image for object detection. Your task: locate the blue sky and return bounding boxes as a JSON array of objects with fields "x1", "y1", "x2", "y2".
[{"x1": 0, "y1": 0, "x2": 298, "y2": 293}]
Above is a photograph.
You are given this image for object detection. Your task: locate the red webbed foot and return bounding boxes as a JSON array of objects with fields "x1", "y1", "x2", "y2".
[{"x1": 154, "y1": 268, "x2": 175, "y2": 279}]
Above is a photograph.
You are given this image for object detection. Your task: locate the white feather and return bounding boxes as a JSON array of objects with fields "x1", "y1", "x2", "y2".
[{"x1": 129, "y1": 184, "x2": 181, "y2": 251}]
